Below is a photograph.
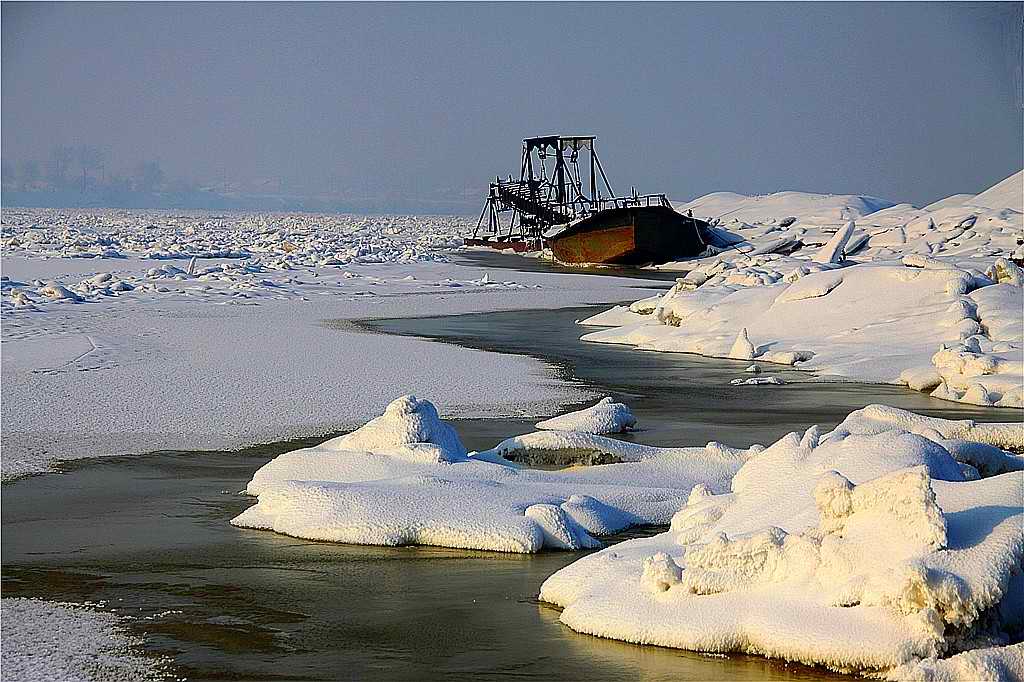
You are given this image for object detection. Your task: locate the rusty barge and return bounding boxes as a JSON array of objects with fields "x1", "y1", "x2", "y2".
[{"x1": 467, "y1": 135, "x2": 712, "y2": 265}]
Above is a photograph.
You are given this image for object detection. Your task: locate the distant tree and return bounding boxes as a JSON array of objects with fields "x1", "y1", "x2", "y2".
[
  {"x1": 46, "y1": 145, "x2": 75, "y2": 188},
  {"x1": 1, "y1": 160, "x2": 15, "y2": 189},
  {"x1": 135, "y1": 160, "x2": 165, "y2": 193},
  {"x1": 77, "y1": 145, "x2": 103, "y2": 192},
  {"x1": 18, "y1": 159, "x2": 41, "y2": 190}
]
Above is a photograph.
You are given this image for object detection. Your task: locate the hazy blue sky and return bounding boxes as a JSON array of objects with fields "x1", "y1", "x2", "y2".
[{"x1": 3, "y1": 2, "x2": 1021, "y2": 209}]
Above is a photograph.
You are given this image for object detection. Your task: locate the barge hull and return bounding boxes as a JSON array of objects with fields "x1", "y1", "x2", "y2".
[{"x1": 549, "y1": 205, "x2": 707, "y2": 265}]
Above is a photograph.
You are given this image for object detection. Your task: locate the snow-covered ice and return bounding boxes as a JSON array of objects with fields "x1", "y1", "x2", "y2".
[
  {"x1": 535, "y1": 396, "x2": 637, "y2": 434},
  {"x1": 1, "y1": 599, "x2": 173, "y2": 682},
  {"x1": 231, "y1": 395, "x2": 752, "y2": 552},
  {"x1": 538, "y1": 407, "x2": 1024, "y2": 677},
  {"x1": 580, "y1": 171, "x2": 1024, "y2": 409},
  {"x1": 883, "y1": 643, "x2": 1023, "y2": 681},
  {"x1": 1, "y1": 209, "x2": 665, "y2": 479}
]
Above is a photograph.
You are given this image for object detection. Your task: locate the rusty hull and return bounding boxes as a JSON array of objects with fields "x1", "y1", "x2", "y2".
[{"x1": 549, "y1": 205, "x2": 707, "y2": 265}]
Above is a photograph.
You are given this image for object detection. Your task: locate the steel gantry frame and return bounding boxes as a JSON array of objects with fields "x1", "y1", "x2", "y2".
[{"x1": 473, "y1": 135, "x2": 670, "y2": 244}]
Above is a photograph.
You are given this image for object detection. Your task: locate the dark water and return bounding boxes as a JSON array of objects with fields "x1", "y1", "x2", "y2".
[
  {"x1": 2, "y1": 445, "x2": 841, "y2": 682},
  {"x1": 3, "y1": 303, "x2": 1013, "y2": 681},
  {"x1": 364, "y1": 305, "x2": 1015, "y2": 449}
]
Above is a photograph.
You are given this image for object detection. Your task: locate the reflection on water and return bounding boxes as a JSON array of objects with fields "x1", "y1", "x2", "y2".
[
  {"x1": 5, "y1": 303, "x2": 1010, "y2": 680},
  {"x1": 364, "y1": 305, "x2": 1013, "y2": 450},
  {"x1": 2, "y1": 448, "x2": 843, "y2": 680}
]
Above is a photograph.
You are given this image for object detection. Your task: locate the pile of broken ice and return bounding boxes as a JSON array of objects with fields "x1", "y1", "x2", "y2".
[{"x1": 233, "y1": 394, "x2": 1023, "y2": 677}]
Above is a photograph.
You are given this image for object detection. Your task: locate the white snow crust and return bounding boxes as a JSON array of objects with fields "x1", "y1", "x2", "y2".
[
  {"x1": 535, "y1": 396, "x2": 637, "y2": 434},
  {"x1": 538, "y1": 410, "x2": 1024, "y2": 677},
  {"x1": 231, "y1": 395, "x2": 751, "y2": 552},
  {"x1": 1, "y1": 209, "x2": 664, "y2": 479}
]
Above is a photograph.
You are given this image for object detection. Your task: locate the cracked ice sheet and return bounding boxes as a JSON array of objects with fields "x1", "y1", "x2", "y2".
[
  {"x1": 2, "y1": 244, "x2": 664, "y2": 480},
  {"x1": 539, "y1": 416, "x2": 1024, "y2": 676}
]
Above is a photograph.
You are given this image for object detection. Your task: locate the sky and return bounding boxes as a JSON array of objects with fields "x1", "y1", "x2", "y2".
[{"x1": 2, "y1": 2, "x2": 1022, "y2": 210}]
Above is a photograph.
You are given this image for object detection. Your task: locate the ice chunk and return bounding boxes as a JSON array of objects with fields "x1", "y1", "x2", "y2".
[
  {"x1": 535, "y1": 396, "x2": 637, "y2": 434},
  {"x1": 728, "y1": 327, "x2": 756, "y2": 360},
  {"x1": 812, "y1": 220, "x2": 856, "y2": 264}
]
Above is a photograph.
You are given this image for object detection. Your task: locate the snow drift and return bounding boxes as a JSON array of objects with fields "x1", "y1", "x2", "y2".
[
  {"x1": 232, "y1": 395, "x2": 750, "y2": 552},
  {"x1": 540, "y1": 407, "x2": 1024, "y2": 676},
  {"x1": 581, "y1": 258, "x2": 1023, "y2": 408}
]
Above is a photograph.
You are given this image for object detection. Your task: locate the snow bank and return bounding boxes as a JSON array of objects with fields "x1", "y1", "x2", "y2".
[
  {"x1": 1, "y1": 599, "x2": 173, "y2": 682},
  {"x1": 970, "y1": 170, "x2": 1023, "y2": 213},
  {"x1": 535, "y1": 396, "x2": 637, "y2": 434},
  {"x1": 675, "y1": 190, "x2": 895, "y2": 225},
  {"x1": 539, "y1": 416, "x2": 1023, "y2": 676},
  {"x1": 582, "y1": 259, "x2": 1023, "y2": 408},
  {"x1": 884, "y1": 643, "x2": 1023, "y2": 681},
  {"x1": 232, "y1": 396, "x2": 749, "y2": 552}
]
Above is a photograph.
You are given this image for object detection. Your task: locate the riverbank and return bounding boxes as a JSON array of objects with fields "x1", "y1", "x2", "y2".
[
  {"x1": 5, "y1": 302, "x2": 1019, "y2": 680},
  {"x1": 1, "y1": 246, "x2": 664, "y2": 480}
]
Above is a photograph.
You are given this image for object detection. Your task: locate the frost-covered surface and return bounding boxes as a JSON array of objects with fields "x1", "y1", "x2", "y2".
[
  {"x1": 0, "y1": 599, "x2": 174, "y2": 682},
  {"x1": 671, "y1": 171, "x2": 1022, "y2": 268},
  {"x1": 582, "y1": 173, "x2": 1024, "y2": 409},
  {"x1": 231, "y1": 396, "x2": 751, "y2": 552},
  {"x1": 883, "y1": 643, "x2": 1024, "y2": 681},
  {"x1": 535, "y1": 396, "x2": 637, "y2": 434},
  {"x1": 539, "y1": 410, "x2": 1024, "y2": 676},
  {"x1": 583, "y1": 263, "x2": 1023, "y2": 407},
  {"x1": 1, "y1": 209, "x2": 665, "y2": 479}
]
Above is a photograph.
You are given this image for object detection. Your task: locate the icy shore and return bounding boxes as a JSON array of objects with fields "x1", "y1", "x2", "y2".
[
  {"x1": 0, "y1": 599, "x2": 173, "y2": 682},
  {"x1": 233, "y1": 395, "x2": 1023, "y2": 676},
  {"x1": 582, "y1": 171, "x2": 1024, "y2": 408},
  {"x1": 1, "y1": 210, "x2": 665, "y2": 479},
  {"x1": 538, "y1": 405, "x2": 1023, "y2": 678}
]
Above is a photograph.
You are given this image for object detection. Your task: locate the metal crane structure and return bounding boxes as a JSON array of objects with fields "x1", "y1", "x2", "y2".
[{"x1": 470, "y1": 135, "x2": 672, "y2": 250}]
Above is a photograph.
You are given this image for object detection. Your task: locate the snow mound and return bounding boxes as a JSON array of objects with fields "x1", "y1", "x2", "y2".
[
  {"x1": 540, "y1": 415, "x2": 1023, "y2": 675},
  {"x1": 536, "y1": 396, "x2": 637, "y2": 434},
  {"x1": 232, "y1": 397, "x2": 747, "y2": 552},
  {"x1": 676, "y1": 191, "x2": 896, "y2": 225},
  {"x1": 970, "y1": 170, "x2": 1023, "y2": 213},
  {"x1": 583, "y1": 259, "x2": 1024, "y2": 408},
  {"x1": 327, "y1": 394, "x2": 467, "y2": 462}
]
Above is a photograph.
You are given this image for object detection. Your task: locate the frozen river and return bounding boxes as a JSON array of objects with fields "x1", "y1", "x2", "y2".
[{"x1": 2, "y1": 302, "x2": 1011, "y2": 681}]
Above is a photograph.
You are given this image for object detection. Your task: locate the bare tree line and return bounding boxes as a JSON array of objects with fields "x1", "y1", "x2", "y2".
[{"x1": 2, "y1": 145, "x2": 174, "y2": 194}]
